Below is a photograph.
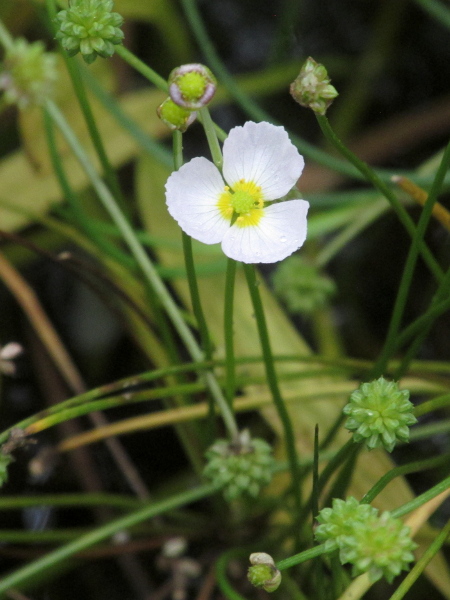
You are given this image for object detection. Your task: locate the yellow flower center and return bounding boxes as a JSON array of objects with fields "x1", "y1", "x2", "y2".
[{"x1": 217, "y1": 179, "x2": 264, "y2": 228}]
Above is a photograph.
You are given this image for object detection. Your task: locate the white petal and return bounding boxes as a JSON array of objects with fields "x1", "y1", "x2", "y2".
[
  {"x1": 222, "y1": 121, "x2": 304, "y2": 200},
  {"x1": 221, "y1": 199, "x2": 309, "y2": 264},
  {"x1": 165, "y1": 157, "x2": 231, "y2": 244}
]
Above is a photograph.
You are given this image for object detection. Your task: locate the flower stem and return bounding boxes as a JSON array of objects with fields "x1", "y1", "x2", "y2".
[
  {"x1": 173, "y1": 130, "x2": 213, "y2": 360},
  {"x1": 371, "y1": 136, "x2": 450, "y2": 377},
  {"x1": 314, "y1": 113, "x2": 443, "y2": 283},
  {"x1": 276, "y1": 542, "x2": 334, "y2": 571},
  {"x1": 199, "y1": 106, "x2": 223, "y2": 169},
  {"x1": 45, "y1": 99, "x2": 239, "y2": 440},
  {"x1": 115, "y1": 45, "x2": 169, "y2": 91},
  {"x1": 243, "y1": 263, "x2": 302, "y2": 513},
  {"x1": 224, "y1": 258, "x2": 237, "y2": 406}
]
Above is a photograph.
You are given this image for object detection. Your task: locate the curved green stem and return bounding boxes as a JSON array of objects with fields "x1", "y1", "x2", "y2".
[
  {"x1": 224, "y1": 259, "x2": 237, "y2": 406},
  {"x1": 173, "y1": 131, "x2": 213, "y2": 360},
  {"x1": 391, "y1": 475, "x2": 450, "y2": 519},
  {"x1": 199, "y1": 107, "x2": 223, "y2": 169},
  {"x1": 361, "y1": 452, "x2": 450, "y2": 504},
  {"x1": 315, "y1": 114, "x2": 443, "y2": 284},
  {"x1": 373, "y1": 137, "x2": 450, "y2": 377},
  {"x1": 243, "y1": 264, "x2": 302, "y2": 514},
  {"x1": 276, "y1": 542, "x2": 334, "y2": 571},
  {"x1": 115, "y1": 45, "x2": 169, "y2": 91},
  {"x1": 414, "y1": 0, "x2": 450, "y2": 30},
  {"x1": 0, "y1": 484, "x2": 217, "y2": 596}
]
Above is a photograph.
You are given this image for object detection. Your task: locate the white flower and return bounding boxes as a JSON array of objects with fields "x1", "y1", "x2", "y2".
[{"x1": 165, "y1": 121, "x2": 309, "y2": 264}]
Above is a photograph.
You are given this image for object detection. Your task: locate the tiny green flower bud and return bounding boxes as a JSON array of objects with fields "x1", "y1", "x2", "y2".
[
  {"x1": 248, "y1": 553, "x2": 281, "y2": 592},
  {"x1": 343, "y1": 377, "x2": 417, "y2": 452},
  {"x1": 272, "y1": 256, "x2": 336, "y2": 315},
  {"x1": 55, "y1": 0, "x2": 124, "y2": 64},
  {"x1": 290, "y1": 57, "x2": 338, "y2": 115},
  {"x1": 0, "y1": 39, "x2": 57, "y2": 109},
  {"x1": 157, "y1": 97, "x2": 197, "y2": 132},
  {"x1": 168, "y1": 63, "x2": 216, "y2": 110},
  {"x1": 203, "y1": 430, "x2": 275, "y2": 501}
]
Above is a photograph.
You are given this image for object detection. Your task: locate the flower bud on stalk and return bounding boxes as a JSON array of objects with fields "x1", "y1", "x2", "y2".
[
  {"x1": 55, "y1": 0, "x2": 124, "y2": 64},
  {"x1": 247, "y1": 553, "x2": 281, "y2": 592},
  {"x1": 290, "y1": 57, "x2": 338, "y2": 115},
  {"x1": 157, "y1": 97, "x2": 197, "y2": 132},
  {"x1": 168, "y1": 63, "x2": 216, "y2": 110}
]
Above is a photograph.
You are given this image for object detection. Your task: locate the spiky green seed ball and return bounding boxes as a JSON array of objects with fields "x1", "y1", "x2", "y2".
[
  {"x1": 55, "y1": 0, "x2": 124, "y2": 64},
  {"x1": 203, "y1": 433, "x2": 275, "y2": 502},
  {"x1": 0, "y1": 39, "x2": 57, "y2": 108},
  {"x1": 315, "y1": 498, "x2": 417, "y2": 583},
  {"x1": 339, "y1": 511, "x2": 417, "y2": 583},
  {"x1": 315, "y1": 497, "x2": 378, "y2": 551},
  {"x1": 343, "y1": 377, "x2": 417, "y2": 452}
]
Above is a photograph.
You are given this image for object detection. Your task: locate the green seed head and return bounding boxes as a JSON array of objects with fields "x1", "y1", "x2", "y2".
[
  {"x1": 55, "y1": 0, "x2": 124, "y2": 64},
  {"x1": 0, "y1": 38, "x2": 57, "y2": 109},
  {"x1": 203, "y1": 430, "x2": 275, "y2": 501},
  {"x1": 343, "y1": 377, "x2": 417, "y2": 452}
]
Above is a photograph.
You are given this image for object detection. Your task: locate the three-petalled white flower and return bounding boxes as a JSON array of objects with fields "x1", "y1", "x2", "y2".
[{"x1": 165, "y1": 121, "x2": 309, "y2": 263}]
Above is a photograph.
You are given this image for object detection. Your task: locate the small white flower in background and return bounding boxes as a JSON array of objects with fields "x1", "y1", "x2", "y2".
[
  {"x1": 0, "y1": 342, "x2": 23, "y2": 376},
  {"x1": 165, "y1": 121, "x2": 309, "y2": 264}
]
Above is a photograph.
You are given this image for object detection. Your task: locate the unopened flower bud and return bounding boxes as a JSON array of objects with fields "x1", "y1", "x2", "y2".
[
  {"x1": 0, "y1": 39, "x2": 57, "y2": 109},
  {"x1": 290, "y1": 57, "x2": 338, "y2": 115},
  {"x1": 168, "y1": 63, "x2": 216, "y2": 110},
  {"x1": 157, "y1": 97, "x2": 197, "y2": 132},
  {"x1": 343, "y1": 377, "x2": 417, "y2": 452},
  {"x1": 248, "y1": 553, "x2": 281, "y2": 592},
  {"x1": 55, "y1": 0, "x2": 124, "y2": 64},
  {"x1": 203, "y1": 430, "x2": 275, "y2": 501}
]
